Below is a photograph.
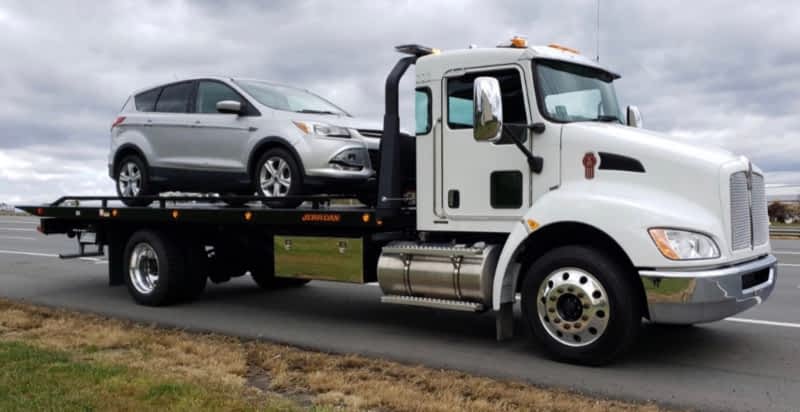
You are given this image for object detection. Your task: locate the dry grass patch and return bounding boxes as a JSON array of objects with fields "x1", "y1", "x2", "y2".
[{"x1": 0, "y1": 299, "x2": 669, "y2": 411}]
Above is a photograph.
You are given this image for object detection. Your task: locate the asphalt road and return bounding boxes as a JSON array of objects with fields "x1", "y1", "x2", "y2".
[{"x1": 1, "y1": 215, "x2": 799, "y2": 411}]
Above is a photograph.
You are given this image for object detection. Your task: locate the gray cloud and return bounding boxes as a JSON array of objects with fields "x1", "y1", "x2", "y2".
[{"x1": 0, "y1": 0, "x2": 798, "y2": 203}]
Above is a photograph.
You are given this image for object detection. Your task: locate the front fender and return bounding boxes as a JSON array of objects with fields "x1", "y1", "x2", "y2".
[{"x1": 492, "y1": 180, "x2": 726, "y2": 310}]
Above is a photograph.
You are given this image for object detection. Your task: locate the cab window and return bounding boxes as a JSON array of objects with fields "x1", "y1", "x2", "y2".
[
  {"x1": 196, "y1": 81, "x2": 243, "y2": 114},
  {"x1": 415, "y1": 88, "x2": 431, "y2": 134},
  {"x1": 446, "y1": 68, "x2": 527, "y2": 143}
]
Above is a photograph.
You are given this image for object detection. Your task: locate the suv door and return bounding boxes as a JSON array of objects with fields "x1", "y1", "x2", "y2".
[
  {"x1": 149, "y1": 81, "x2": 195, "y2": 169},
  {"x1": 187, "y1": 80, "x2": 254, "y2": 173}
]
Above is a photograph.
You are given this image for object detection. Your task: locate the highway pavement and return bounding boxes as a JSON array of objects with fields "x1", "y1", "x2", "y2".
[{"x1": 0, "y1": 215, "x2": 798, "y2": 411}]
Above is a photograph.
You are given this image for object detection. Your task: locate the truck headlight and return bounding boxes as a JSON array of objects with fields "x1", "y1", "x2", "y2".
[
  {"x1": 648, "y1": 228, "x2": 720, "y2": 260},
  {"x1": 293, "y1": 121, "x2": 350, "y2": 138}
]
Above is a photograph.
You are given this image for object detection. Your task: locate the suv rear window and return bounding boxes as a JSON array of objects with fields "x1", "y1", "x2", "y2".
[
  {"x1": 155, "y1": 82, "x2": 193, "y2": 113},
  {"x1": 134, "y1": 88, "x2": 161, "y2": 112}
]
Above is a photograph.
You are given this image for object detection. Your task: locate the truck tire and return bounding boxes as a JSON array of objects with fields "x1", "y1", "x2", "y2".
[
  {"x1": 247, "y1": 246, "x2": 310, "y2": 289},
  {"x1": 520, "y1": 246, "x2": 642, "y2": 365},
  {"x1": 123, "y1": 230, "x2": 185, "y2": 306}
]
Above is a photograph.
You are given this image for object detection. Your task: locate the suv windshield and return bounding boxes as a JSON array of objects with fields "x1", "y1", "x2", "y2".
[
  {"x1": 235, "y1": 80, "x2": 349, "y2": 116},
  {"x1": 533, "y1": 59, "x2": 622, "y2": 123}
]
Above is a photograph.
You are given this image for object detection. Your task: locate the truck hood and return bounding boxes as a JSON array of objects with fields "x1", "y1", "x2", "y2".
[
  {"x1": 560, "y1": 122, "x2": 761, "y2": 259},
  {"x1": 561, "y1": 122, "x2": 740, "y2": 172}
]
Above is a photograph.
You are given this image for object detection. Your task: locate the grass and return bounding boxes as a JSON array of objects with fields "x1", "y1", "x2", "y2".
[
  {"x1": 0, "y1": 299, "x2": 668, "y2": 412},
  {"x1": 0, "y1": 341, "x2": 302, "y2": 412}
]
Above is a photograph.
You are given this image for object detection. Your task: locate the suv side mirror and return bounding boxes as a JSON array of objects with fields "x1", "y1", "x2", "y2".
[
  {"x1": 626, "y1": 105, "x2": 643, "y2": 128},
  {"x1": 473, "y1": 77, "x2": 503, "y2": 142},
  {"x1": 217, "y1": 100, "x2": 243, "y2": 115}
]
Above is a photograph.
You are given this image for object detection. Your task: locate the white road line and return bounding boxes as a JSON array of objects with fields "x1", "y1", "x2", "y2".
[
  {"x1": 0, "y1": 249, "x2": 57, "y2": 257},
  {"x1": 775, "y1": 251, "x2": 800, "y2": 255},
  {"x1": 725, "y1": 317, "x2": 800, "y2": 329},
  {"x1": 779, "y1": 263, "x2": 800, "y2": 268},
  {"x1": 0, "y1": 227, "x2": 37, "y2": 232},
  {"x1": 0, "y1": 249, "x2": 106, "y2": 264},
  {"x1": 0, "y1": 235, "x2": 36, "y2": 241}
]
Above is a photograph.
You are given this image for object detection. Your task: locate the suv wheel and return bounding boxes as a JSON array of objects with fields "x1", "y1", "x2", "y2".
[
  {"x1": 116, "y1": 155, "x2": 153, "y2": 207},
  {"x1": 255, "y1": 148, "x2": 303, "y2": 208}
]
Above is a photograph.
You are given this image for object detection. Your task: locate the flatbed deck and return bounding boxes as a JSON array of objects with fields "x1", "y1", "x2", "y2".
[{"x1": 19, "y1": 195, "x2": 415, "y2": 237}]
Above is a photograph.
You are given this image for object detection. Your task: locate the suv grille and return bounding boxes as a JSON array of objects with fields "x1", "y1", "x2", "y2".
[
  {"x1": 358, "y1": 129, "x2": 383, "y2": 139},
  {"x1": 730, "y1": 170, "x2": 768, "y2": 250}
]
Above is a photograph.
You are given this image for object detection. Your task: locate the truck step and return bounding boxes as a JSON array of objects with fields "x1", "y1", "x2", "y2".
[
  {"x1": 380, "y1": 295, "x2": 485, "y2": 312},
  {"x1": 381, "y1": 242, "x2": 487, "y2": 257}
]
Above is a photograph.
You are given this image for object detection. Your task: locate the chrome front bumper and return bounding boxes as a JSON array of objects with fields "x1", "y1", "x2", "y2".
[{"x1": 639, "y1": 254, "x2": 777, "y2": 324}]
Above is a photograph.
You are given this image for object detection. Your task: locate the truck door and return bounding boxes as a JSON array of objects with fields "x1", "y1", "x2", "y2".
[{"x1": 440, "y1": 66, "x2": 532, "y2": 221}]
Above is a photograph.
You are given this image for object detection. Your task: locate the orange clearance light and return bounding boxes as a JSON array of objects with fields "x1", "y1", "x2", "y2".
[
  {"x1": 548, "y1": 43, "x2": 580, "y2": 54},
  {"x1": 244, "y1": 211, "x2": 253, "y2": 221},
  {"x1": 376, "y1": 219, "x2": 384, "y2": 226},
  {"x1": 171, "y1": 210, "x2": 180, "y2": 219},
  {"x1": 510, "y1": 36, "x2": 528, "y2": 48},
  {"x1": 362, "y1": 213, "x2": 371, "y2": 223},
  {"x1": 111, "y1": 209, "x2": 119, "y2": 217},
  {"x1": 526, "y1": 219, "x2": 540, "y2": 231},
  {"x1": 648, "y1": 229, "x2": 680, "y2": 260}
]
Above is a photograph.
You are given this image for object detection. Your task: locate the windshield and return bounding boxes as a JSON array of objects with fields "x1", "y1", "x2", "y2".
[
  {"x1": 235, "y1": 80, "x2": 349, "y2": 116},
  {"x1": 533, "y1": 60, "x2": 622, "y2": 123}
]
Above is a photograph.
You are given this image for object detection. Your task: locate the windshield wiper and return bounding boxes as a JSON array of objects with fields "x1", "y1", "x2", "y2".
[{"x1": 296, "y1": 109, "x2": 339, "y2": 115}]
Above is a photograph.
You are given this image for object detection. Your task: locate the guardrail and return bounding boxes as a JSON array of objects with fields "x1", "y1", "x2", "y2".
[{"x1": 771, "y1": 226, "x2": 800, "y2": 236}]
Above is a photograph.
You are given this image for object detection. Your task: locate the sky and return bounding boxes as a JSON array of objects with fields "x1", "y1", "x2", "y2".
[{"x1": 1, "y1": 0, "x2": 799, "y2": 204}]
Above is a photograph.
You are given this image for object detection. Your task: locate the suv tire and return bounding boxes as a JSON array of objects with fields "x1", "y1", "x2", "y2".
[
  {"x1": 115, "y1": 155, "x2": 153, "y2": 207},
  {"x1": 255, "y1": 148, "x2": 303, "y2": 208}
]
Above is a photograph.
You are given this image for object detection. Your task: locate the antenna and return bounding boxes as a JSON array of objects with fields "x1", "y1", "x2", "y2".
[{"x1": 596, "y1": 0, "x2": 600, "y2": 62}]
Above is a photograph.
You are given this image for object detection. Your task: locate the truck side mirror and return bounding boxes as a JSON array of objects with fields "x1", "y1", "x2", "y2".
[
  {"x1": 217, "y1": 100, "x2": 243, "y2": 115},
  {"x1": 626, "y1": 105, "x2": 643, "y2": 128},
  {"x1": 473, "y1": 77, "x2": 503, "y2": 142}
]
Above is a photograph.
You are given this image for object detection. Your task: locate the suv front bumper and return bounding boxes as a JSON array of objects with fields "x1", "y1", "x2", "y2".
[{"x1": 639, "y1": 254, "x2": 777, "y2": 324}]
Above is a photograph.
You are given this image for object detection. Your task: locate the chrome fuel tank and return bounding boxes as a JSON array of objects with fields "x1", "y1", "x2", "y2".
[{"x1": 377, "y1": 242, "x2": 500, "y2": 304}]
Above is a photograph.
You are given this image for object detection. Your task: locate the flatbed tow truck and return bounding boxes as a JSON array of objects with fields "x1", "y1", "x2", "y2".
[{"x1": 20, "y1": 39, "x2": 777, "y2": 365}]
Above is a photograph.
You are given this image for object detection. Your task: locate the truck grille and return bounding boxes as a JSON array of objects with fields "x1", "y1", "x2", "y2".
[{"x1": 730, "y1": 170, "x2": 768, "y2": 250}]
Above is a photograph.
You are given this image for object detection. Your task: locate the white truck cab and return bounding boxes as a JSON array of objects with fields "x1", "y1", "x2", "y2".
[{"x1": 378, "y1": 39, "x2": 776, "y2": 364}]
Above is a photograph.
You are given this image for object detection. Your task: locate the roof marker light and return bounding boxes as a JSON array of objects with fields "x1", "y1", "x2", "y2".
[
  {"x1": 510, "y1": 36, "x2": 528, "y2": 48},
  {"x1": 548, "y1": 43, "x2": 580, "y2": 54}
]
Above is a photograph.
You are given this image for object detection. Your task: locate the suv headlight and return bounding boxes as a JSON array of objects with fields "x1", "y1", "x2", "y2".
[
  {"x1": 293, "y1": 121, "x2": 350, "y2": 138},
  {"x1": 648, "y1": 228, "x2": 720, "y2": 260}
]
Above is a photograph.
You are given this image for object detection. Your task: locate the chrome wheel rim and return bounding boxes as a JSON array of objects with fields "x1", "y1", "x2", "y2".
[
  {"x1": 259, "y1": 157, "x2": 291, "y2": 197},
  {"x1": 118, "y1": 162, "x2": 142, "y2": 197},
  {"x1": 536, "y1": 267, "x2": 610, "y2": 347},
  {"x1": 129, "y1": 243, "x2": 159, "y2": 295}
]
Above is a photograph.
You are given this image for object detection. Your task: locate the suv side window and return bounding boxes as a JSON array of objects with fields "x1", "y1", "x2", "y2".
[
  {"x1": 196, "y1": 81, "x2": 243, "y2": 114},
  {"x1": 155, "y1": 82, "x2": 193, "y2": 113},
  {"x1": 446, "y1": 68, "x2": 527, "y2": 143},
  {"x1": 134, "y1": 88, "x2": 161, "y2": 112}
]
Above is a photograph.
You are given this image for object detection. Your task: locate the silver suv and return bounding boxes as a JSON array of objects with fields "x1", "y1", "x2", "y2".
[{"x1": 109, "y1": 77, "x2": 383, "y2": 207}]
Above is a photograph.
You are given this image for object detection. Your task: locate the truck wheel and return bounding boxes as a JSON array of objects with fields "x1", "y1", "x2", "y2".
[
  {"x1": 116, "y1": 155, "x2": 153, "y2": 207},
  {"x1": 123, "y1": 230, "x2": 185, "y2": 306},
  {"x1": 255, "y1": 149, "x2": 303, "y2": 208},
  {"x1": 521, "y1": 246, "x2": 642, "y2": 365}
]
